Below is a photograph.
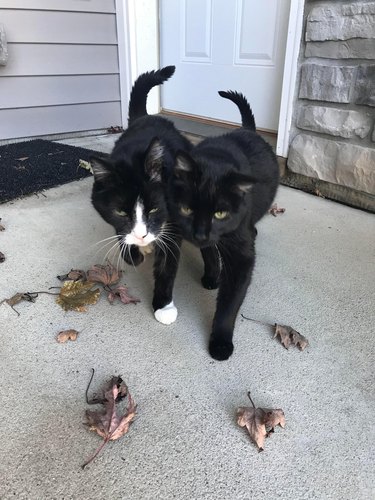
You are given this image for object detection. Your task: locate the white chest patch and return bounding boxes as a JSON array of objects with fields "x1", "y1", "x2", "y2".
[{"x1": 154, "y1": 301, "x2": 178, "y2": 325}]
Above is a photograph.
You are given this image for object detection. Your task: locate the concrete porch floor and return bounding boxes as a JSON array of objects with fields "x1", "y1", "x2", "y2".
[{"x1": 0, "y1": 134, "x2": 374, "y2": 499}]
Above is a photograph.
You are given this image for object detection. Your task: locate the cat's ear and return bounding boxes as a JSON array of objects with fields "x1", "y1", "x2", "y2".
[
  {"x1": 174, "y1": 152, "x2": 194, "y2": 182},
  {"x1": 90, "y1": 156, "x2": 114, "y2": 180},
  {"x1": 226, "y1": 173, "x2": 257, "y2": 194},
  {"x1": 145, "y1": 138, "x2": 163, "y2": 182}
]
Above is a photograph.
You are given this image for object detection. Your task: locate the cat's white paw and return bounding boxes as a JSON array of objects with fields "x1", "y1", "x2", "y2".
[{"x1": 154, "y1": 301, "x2": 178, "y2": 325}]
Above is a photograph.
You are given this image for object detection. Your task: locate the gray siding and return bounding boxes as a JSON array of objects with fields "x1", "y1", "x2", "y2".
[{"x1": 0, "y1": 1, "x2": 121, "y2": 141}]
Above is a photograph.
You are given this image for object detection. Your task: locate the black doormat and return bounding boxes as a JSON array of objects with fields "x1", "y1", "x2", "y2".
[{"x1": 0, "y1": 139, "x2": 101, "y2": 203}]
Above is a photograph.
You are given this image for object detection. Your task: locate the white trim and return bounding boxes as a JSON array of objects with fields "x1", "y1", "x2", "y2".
[
  {"x1": 115, "y1": 0, "x2": 160, "y2": 120},
  {"x1": 115, "y1": 0, "x2": 134, "y2": 126},
  {"x1": 276, "y1": 0, "x2": 305, "y2": 157}
]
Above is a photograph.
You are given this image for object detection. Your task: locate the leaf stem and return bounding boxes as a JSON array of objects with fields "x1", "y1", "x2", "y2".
[
  {"x1": 241, "y1": 314, "x2": 274, "y2": 329},
  {"x1": 81, "y1": 437, "x2": 110, "y2": 469},
  {"x1": 247, "y1": 391, "x2": 256, "y2": 409},
  {"x1": 85, "y1": 368, "x2": 96, "y2": 404}
]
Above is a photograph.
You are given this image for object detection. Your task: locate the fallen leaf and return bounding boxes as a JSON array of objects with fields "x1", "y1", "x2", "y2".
[
  {"x1": 56, "y1": 281, "x2": 100, "y2": 312},
  {"x1": 107, "y1": 285, "x2": 140, "y2": 305},
  {"x1": 57, "y1": 269, "x2": 87, "y2": 282},
  {"x1": 0, "y1": 251, "x2": 5, "y2": 263},
  {"x1": 56, "y1": 329, "x2": 78, "y2": 343},
  {"x1": 0, "y1": 218, "x2": 5, "y2": 231},
  {"x1": 268, "y1": 203, "x2": 286, "y2": 217},
  {"x1": 82, "y1": 374, "x2": 136, "y2": 468},
  {"x1": 107, "y1": 126, "x2": 124, "y2": 134},
  {"x1": 274, "y1": 324, "x2": 309, "y2": 351},
  {"x1": 0, "y1": 292, "x2": 38, "y2": 316},
  {"x1": 237, "y1": 392, "x2": 285, "y2": 451},
  {"x1": 79, "y1": 159, "x2": 93, "y2": 174},
  {"x1": 87, "y1": 262, "x2": 121, "y2": 287},
  {"x1": 240, "y1": 314, "x2": 309, "y2": 352}
]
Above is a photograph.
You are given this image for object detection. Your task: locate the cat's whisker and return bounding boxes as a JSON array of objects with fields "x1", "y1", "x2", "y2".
[
  {"x1": 155, "y1": 240, "x2": 168, "y2": 271},
  {"x1": 159, "y1": 233, "x2": 180, "y2": 252},
  {"x1": 89, "y1": 234, "x2": 120, "y2": 249},
  {"x1": 158, "y1": 235, "x2": 179, "y2": 263},
  {"x1": 92, "y1": 238, "x2": 120, "y2": 259},
  {"x1": 102, "y1": 239, "x2": 120, "y2": 264}
]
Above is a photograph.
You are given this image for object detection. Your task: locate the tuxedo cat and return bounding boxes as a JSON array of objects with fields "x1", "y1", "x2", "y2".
[
  {"x1": 91, "y1": 66, "x2": 191, "y2": 325},
  {"x1": 168, "y1": 90, "x2": 279, "y2": 360}
]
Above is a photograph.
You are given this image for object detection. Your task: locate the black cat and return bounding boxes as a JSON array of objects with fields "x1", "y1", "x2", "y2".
[
  {"x1": 90, "y1": 66, "x2": 191, "y2": 325},
  {"x1": 168, "y1": 90, "x2": 280, "y2": 360}
]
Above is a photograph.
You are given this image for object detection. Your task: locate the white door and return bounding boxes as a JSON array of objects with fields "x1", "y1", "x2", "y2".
[{"x1": 160, "y1": 0, "x2": 291, "y2": 131}]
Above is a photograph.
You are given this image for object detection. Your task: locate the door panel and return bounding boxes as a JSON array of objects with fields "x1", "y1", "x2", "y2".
[{"x1": 160, "y1": 0, "x2": 291, "y2": 131}]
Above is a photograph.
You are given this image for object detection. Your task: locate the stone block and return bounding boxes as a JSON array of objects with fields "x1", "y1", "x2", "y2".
[
  {"x1": 288, "y1": 134, "x2": 375, "y2": 195},
  {"x1": 297, "y1": 105, "x2": 372, "y2": 139},
  {"x1": 353, "y1": 65, "x2": 375, "y2": 107},
  {"x1": 306, "y1": 2, "x2": 375, "y2": 41},
  {"x1": 305, "y1": 39, "x2": 375, "y2": 60},
  {"x1": 299, "y1": 64, "x2": 355, "y2": 103}
]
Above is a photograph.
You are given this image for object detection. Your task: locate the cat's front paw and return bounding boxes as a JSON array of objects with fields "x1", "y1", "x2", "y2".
[
  {"x1": 209, "y1": 337, "x2": 234, "y2": 361},
  {"x1": 201, "y1": 275, "x2": 219, "y2": 290},
  {"x1": 154, "y1": 301, "x2": 178, "y2": 325},
  {"x1": 121, "y1": 245, "x2": 144, "y2": 267}
]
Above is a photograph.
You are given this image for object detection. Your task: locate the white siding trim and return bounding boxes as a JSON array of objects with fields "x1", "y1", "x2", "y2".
[
  {"x1": 115, "y1": 0, "x2": 160, "y2": 119},
  {"x1": 276, "y1": 0, "x2": 305, "y2": 158},
  {"x1": 115, "y1": 0, "x2": 135, "y2": 127}
]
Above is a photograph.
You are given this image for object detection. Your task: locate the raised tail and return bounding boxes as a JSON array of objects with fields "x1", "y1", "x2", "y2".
[
  {"x1": 218, "y1": 90, "x2": 256, "y2": 131},
  {"x1": 128, "y1": 65, "x2": 176, "y2": 123}
]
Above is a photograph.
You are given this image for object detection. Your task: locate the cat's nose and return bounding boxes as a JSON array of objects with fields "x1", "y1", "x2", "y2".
[
  {"x1": 133, "y1": 230, "x2": 148, "y2": 240},
  {"x1": 194, "y1": 231, "x2": 208, "y2": 244}
]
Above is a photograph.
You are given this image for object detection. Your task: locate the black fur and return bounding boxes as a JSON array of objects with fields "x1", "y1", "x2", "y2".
[
  {"x1": 168, "y1": 91, "x2": 279, "y2": 360},
  {"x1": 91, "y1": 66, "x2": 190, "y2": 315}
]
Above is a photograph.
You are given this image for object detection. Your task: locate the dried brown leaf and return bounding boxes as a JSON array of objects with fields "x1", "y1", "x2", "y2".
[
  {"x1": 87, "y1": 262, "x2": 121, "y2": 287},
  {"x1": 237, "y1": 393, "x2": 285, "y2": 450},
  {"x1": 0, "y1": 221, "x2": 5, "y2": 231},
  {"x1": 56, "y1": 329, "x2": 78, "y2": 343},
  {"x1": 57, "y1": 269, "x2": 87, "y2": 282},
  {"x1": 274, "y1": 324, "x2": 309, "y2": 351},
  {"x1": 0, "y1": 292, "x2": 38, "y2": 315},
  {"x1": 83, "y1": 375, "x2": 136, "y2": 468},
  {"x1": 56, "y1": 281, "x2": 100, "y2": 312},
  {"x1": 107, "y1": 285, "x2": 140, "y2": 305},
  {"x1": 268, "y1": 203, "x2": 286, "y2": 217},
  {"x1": 0, "y1": 251, "x2": 5, "y2": 263}
]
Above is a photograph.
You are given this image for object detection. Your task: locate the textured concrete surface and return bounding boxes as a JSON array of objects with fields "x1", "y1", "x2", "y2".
[{"x1": 0, "y1": 155, "x2": 374, "y2": 499}]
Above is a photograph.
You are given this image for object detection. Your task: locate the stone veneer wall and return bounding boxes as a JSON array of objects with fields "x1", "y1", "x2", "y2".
[{"x1": 287, "y1": 0, "x2": 375, "y2": 207}]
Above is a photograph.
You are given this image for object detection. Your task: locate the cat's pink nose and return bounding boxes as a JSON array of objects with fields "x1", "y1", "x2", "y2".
[{"x1": 133, "y1": 230, "x2": 147, "y2": 240}]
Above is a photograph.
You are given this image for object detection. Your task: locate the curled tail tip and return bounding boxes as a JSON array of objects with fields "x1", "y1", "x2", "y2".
[{"x1": 160, "y1": 65, "x2": 176, "y2": 80}]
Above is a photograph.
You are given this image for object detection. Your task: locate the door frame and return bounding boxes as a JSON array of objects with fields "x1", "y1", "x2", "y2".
[{"x1": 115, "y1": 0, "x2": 305, "y2": 158}]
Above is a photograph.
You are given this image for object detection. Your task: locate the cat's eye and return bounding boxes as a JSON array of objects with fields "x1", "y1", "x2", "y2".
[
  {"x1": 149, "y1": 208, "x2": 159, "y2": 214},
  {"x1": 214, "y1": 211, "x2": 229, "y2": 220},
  {"x1": 114, "y1": 209, "x2": 127, "y2": 217},
  {"x1": 180, "y1": 206, "x2": 193, "y2": 216}
]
